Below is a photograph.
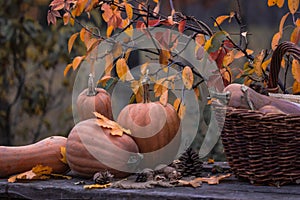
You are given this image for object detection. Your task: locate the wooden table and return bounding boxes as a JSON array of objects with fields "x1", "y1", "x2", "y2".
[{"x1": 1, "y1": 163, "x2": 299, "y2": 200}]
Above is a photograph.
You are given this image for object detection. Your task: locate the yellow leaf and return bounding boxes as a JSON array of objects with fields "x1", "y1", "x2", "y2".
[
  {"x1": 182, "y1": 66, "x2": 194, "y2": 89},
  {"x1": 173, "y1": 98, "x2": 186, "y2": 119},
  {"x1": 60, "y1": 146, "x2": 68, "y2": 164},
  {"x1": 72, "y1": 56, "x2": 85, "y2": 70},
  {"x1": 292, "y1": 59, "x2": 300, "y2": 82},
  {"x1": 277, "y1": 0, "x2": 285, "y2": 7},
  {"x1": 296, "y1": 18, "x2": 300, "y2": 27},
  {"x1": 50, "y1": 173, "x2": 72, "y2": 180},
  {"x1": 73, "y1": 0, "x2": 89, "y2": 16},
  {"x1": 116, "y1": 58, "x2": 133, "y2": 81},
  {"x1": 32, "y1": 165, "x2": 53, "y2": 176},
  {"x1": 8, "y1": 165, "x2": 53, "y2": 183},
  {"x1": 159, "y1": 82, "x2": 169, "y2": 106},
  {"x1": 125, "y1": 24, "x2": 133, "y2": 37},
  {"x1": 94, "y1": 112, "x2": 131, "y2": 136},
  {"x1": 262, "y1": 58, "x2": 271, "y2": 71},
  {"x1": 214, "y1": 15, "x2": 229, "y2": 27},
  {"x1": 80, "y1": 28, "x2": 86, "y2": 42},
  {"x1": 195, "y1": 34, "x2": 206, "y2": 46},
  {"x1": 68, "y1": 33, "x2": 79, "y2": 53},
  {"x1": 84, "y1": 183, "x2": 111, "y2": 189},
  {"x1": 107, "y1": 25, "x2": 114, "y2": 38},
  {"x1": 193, "y1": 174, "x2": 231, "y2": 185},
  {"x1": 125, "y1": 2, "x2": 133, "y2": 20},
  {"x1": 271, "y1": 32, "x2": 281, "y2": 50},
  {"x1": 268, "y1": 0, "x2": 276, "y2": 6},
  {"x1": 63, "y1": 12, "x2": 70, "y2": 25},
  {"x1": 288, "y1": 0, "x2": 299, "y2": 14},
  {"x1": 64, "y1": 63, "x2": 73, "y2": 77},
  {"x1": 293, "y1": 81, "x2": 300, "y2": 93},
  {"x1": 279, "y1": 13, "x2": 290, "y2": 35},
  {"x1": 291, "y1": 27, "x2": 300, "y2": 44}
]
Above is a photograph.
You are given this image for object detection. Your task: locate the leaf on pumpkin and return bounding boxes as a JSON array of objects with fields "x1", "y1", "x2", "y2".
[
  {"x1": 292, "y1": 59, "x2": 300, "y2": 82},
  {"x1": 68, "y1": 33, "x2": 79, "y2": 53},
  {"x1": 116, "y1": 58, "x2": 134, "y2": 81},
  {"x1": 8, "y1": 165, "x2": 53, "y2": 183},
  {"x1": 173, "y1": 98, "x2": 186, "y2": 119},
  {"x1": 60, "y1": 146, "x2": 68, "y2": 164},
  {"x1": 288, "y1": 0, "x2": 299, "y2": 14},
  {"x1": 182, "y1": 66, "x2": 194, "y2": 90},
  {"x1": 84, "y1": 183, "x2": 111, "y2": 189},
  {"x1": 72, "y1": 56, "x2": 85, "y2": 70},
  {"x1": 94, "y1": 112, "x2": 131, "y2": 136}
]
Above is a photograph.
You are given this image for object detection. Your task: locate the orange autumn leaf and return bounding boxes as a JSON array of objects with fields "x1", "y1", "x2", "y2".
[
  {"x1": 271, "y1": 32, "x2": 281, "y2": 50},
  {"x1": 72, "y1": 56, "x2": 85, "y2": 70},
  {"x1": 291, "y1": 26, "x2": 300, "y2": 43},
  {"x1": 98, "y1": 75, "x2": 112, "y2": 87},
  {"x1": 159, "y1": 50, "x2": 171, "y2": 71},
  {"x1": 194, "y1": 174, "x2": 231, "y2": 185},
  {"x1": 124, "y1": 2, "x2": 133, "y2": 20},
  {"x1": 268, "y1": 0, "x2": 284, "y2": 7},
  {"x1": 292, "y1": 59, "x2": 300, "y2": 82},
  {"x1": 116, "y1": 58, "x2": 134, "y2": 81},
  {"x1": 214, "y1": 15, "x2": 229, "y2": 26},
  {"x1": 63, "y1": 12, "x2": 70, "y2": 25},
  {"x1": 293, "y1": 81, "x2": 300, "y2": 93},
  {"x1": 93, "y1": 112, "x2": 131, "y2": 136},
  {"x1": 154, "y1": 78, "x2": 166, "y2": 97},
  {"x1": 178, "y1": 20, "x2": 186, "y2": 33},
  {"x1": 173, "y1": 98, "x2": 186, "y2": 119},
  {"x1": 64, "y1": 63, "x2": 73, "y2": 77},
  {"x1": 182, "y1": 66, "x2": 194, "y2": 89},
  {"x1": 288, "y1": 0, "x2": 299, "y2": 14},
  {"x1": 279, "y1": 12, "x2": 290, "y2": 35},
  {"x1": 73, "y1": 0, "x2": 89, "y2": 17},
  {"x1": 8, "y1": 165, "x2": 53, "y2": 183},
  {"x1": 252, "y1": 50, "x2": 265, "y2": 76},
  {"x1": 84, "y1": 183, "x2": 111, "y2": 189},
  {"x1": 68, "y1": 32, "x2": 79, "y2": 53}
]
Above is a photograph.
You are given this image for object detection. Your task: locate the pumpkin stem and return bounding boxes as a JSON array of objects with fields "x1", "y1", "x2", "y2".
[
  {"x1": 142, "y1": 69, "x2": 150, "y2": 103},
  {"x1": 87, "y1": 73, "x2": 97, "y2": 96}
]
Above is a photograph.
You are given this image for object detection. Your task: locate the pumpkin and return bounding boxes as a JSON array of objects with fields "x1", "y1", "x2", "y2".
[
  {"x1": 224, "y1": 84, "x2": 300, "y2": 113},
  {"x1": 66, "y1": 118, "x2": 139, "y2": 178},
  {"x1": 0, "y1": 136, "x2": 69, "y2": 177},
  {"x1": 117, "y1": 78, "x2": 181, "y2": 168},
  {"x1": 77, "y1": 74, "x2": 113, "y2": 121}
]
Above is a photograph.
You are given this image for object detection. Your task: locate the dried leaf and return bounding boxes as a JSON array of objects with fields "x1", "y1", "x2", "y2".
[
  {"x1": 252, "y1": 50, "x2": 265, "y2": 76},
  {"x1": 178, "y1": 20, "x2": 186, "y2": 33},
  {"x1": 214, "y1": 15, "x2": 229, "y2": 27},
  {"x1": 63, "y1": 12, "x2": 70, "y2": 25},
  {"x1": 173, "y1": 98, "x2": 186, "y2": 119},
  {"x1": 98, "y1": 75, "x2": 112, "y2": 87},
  {"x1": 73, "y1": 0, "x2": 89, "y2": 17},
  {"x1": 292, "y1": 59, "x2": 300, "y2": 82},
  {"x1": 50, "y1": 173, "x2": 72, "y2": 180},
  {"x1": 112, "y1": 42, "x2": 123, "y2": 58},
  {"x1": 288, "y1": 0, "x2": 299, "y2": 14},
  {"x1": 159, "y1": 50, "x2": 171, "y2": 71},
  {"x1": 107, "y1": 25, "x2": 114, "y2": 38},
  {"x1": 125, "y1": 2, "x2": 133, "y2": 20},
  {"x1": 182, "y1": 66, "x2": 194, "y2": 89},
  {"x1": 84, "y1": 183, "x2": 111, "y2": 189},
  {"x1": 8, "y1": 165, "x2": 53, "y2": 183},
  {"x1": 159, "y1": 82, "x2": 169, "y2": 106},
  {"x1": 176, "y1": 179, "x2": 202, "y2": 188},
  {"x1": 291, "y1": 27, "x2": 300, "y2": 44},
  {"x1": 293, "y1": 81, "x2": 300, "y2": 93},
  {"x1": 195, "y1": 34, "x2": 206, "y2": 46},
  {"x1": 94, "y1": 112, "x2": 131, "y2": 136},
  {"x1": 72, "y1": 56, "x2": 85, "y2": 70},
  {"x1": 64, "y1": 63, "x2": 73, "y2": 77},
  {"x1": 193, "y1": 174, "x2": 231, "y2": 185},
  {"x1": 116, "y1": 58, "x2": 134, "y2": 81},
  {"x1": 140, "y1": 62, "x2": 149, "y2": 75},
  {"x1": 68, "y1": 33, "x2": 79, "y2": 53},
  {"x1": 60, "y1": 146, "x2": 68, "y2": 164}
]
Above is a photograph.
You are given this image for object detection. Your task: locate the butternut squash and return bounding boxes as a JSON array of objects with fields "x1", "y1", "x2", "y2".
[
  {"x1": 0, "y1": 136, "x2": 69, "y2": 177},
  {"x1": 224, "y1": 84, "x2": 300, "y2": 114}
]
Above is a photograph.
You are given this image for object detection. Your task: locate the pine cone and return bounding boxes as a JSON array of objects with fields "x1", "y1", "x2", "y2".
[
  {"x1": 93, "y1": 170, "x2": 114, "y2": 185},
  {"x1": 175, "y1": 148, "x2": 203, "y2": 177},
  {"x1": 135, "y1": 168, "x2": 154, "y2": 182}
]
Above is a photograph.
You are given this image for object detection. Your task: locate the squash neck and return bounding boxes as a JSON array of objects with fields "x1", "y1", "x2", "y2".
[{"x1": 87, "y1": 73, "x2": 97, "y2": 96}]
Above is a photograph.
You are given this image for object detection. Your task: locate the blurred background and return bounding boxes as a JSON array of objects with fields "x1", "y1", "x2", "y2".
[{"x1": 0, "y1": 0, "x2": 290, "y2": 159}]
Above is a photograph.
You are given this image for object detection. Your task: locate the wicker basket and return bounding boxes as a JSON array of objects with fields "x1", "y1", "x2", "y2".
[{"x1": 215, "y1": 42, "x2": 300, "y2": 186}]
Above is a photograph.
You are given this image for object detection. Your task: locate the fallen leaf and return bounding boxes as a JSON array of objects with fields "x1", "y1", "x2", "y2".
[
  {"x1": 8, "y1": 165, "x2": 53, "y2": 183},
  {"x1": 50, "y1": 173, "x2": 72, "y2": 180},
  {"x1": 84, "y1": 183, "x2": 111, "y2": 189},
  {"x1": 182, "y1": 66, "x2": 194, "y2": 89},
  {"x1": 193, "y1": 174, "x2": 231, "y2": 185},
  {"x1": 94, "y1": 112, "x2": 131, "y2": 136}
]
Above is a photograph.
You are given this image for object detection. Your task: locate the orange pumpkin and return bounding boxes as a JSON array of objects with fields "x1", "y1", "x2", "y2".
[
  {"x1": 77, "y1": 74, "x2": 113, "y2": 121},
  {"x1": 66, "y1": 119, "x2": 139, "y2": 178},
  {"x1": 0, "y1": 136, "x2": 69, "y2": 177},
  {"x1": 117, "y1": 79, "x2": 181, "y2": 168}
]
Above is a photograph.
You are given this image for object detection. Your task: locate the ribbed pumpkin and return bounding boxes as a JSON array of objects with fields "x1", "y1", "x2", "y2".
[
  {"x1": 66, "y1": 118, "x2": 139, "y2": 178},
  {"x1": 77, "y1": 74, "x2": 113, "y2": 121},
  {"x1": 117, "y1": 78, "x2": 181, "y2": 168},
  {"x1": 0, "y1": 136, "x2": 69, "y2": 177}
]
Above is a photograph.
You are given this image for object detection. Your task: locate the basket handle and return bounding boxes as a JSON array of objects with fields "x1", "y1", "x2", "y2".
[{"x1": 267, "y1": 41, "x2": 300, "y2": 93}]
